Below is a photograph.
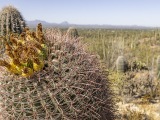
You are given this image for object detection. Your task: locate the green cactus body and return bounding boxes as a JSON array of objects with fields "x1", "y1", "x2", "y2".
[
  {"x1": 0, "y1": 5, "x2": 26, "y2": 36},
  {"x1": 0, "y1": 28, "x2": 115, "y2": 120},
  {"x1": 116, "y1": 56, "x2": 127, "y2": 73},
  {"x1": 157, "y1": 55, "x2": 160, "y2": 79},
  {"x1": 66, "y1": 27, "x2": 79, "y2": 39}
]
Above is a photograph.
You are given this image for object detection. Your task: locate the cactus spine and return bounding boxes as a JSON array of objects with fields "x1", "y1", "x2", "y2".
[
  {"x1": 0, "y1": 5, "x2": 26, "y2": 35},
  {"x1": 0, "y1": 26, "x2": 115, "y2": 120},
  {"x1": 116, "y1": 56, "x2": 127, "y2": 73}
]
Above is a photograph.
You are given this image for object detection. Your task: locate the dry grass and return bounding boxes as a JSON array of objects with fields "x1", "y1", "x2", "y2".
[{"x1": 117, "y1": 102, "x2": 160, "y2": 120}]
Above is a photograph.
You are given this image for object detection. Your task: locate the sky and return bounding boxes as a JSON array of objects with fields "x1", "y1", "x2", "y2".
[{"x1": 0, "y1": 0, "x2": 160, "y2": 26}]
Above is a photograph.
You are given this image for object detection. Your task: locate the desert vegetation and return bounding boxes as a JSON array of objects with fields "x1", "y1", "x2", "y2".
[
  {"x1": 78, "y1": 28, "x2": 160, "y2": 119},
  {"x1": 0, "y1": 5, "x2": 160, "y2": 120}
]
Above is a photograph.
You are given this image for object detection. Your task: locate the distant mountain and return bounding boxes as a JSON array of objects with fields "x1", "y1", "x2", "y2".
[
  {"x1": 26, "y1": 20, "x2": 57, "y2": 28},
  {"x1": 27, "y1": 20, "x2": 50, "y2": 25},
  {"x1": 26, "y1": 20, "x2": 154, "y2": 29},
  {"x1": 60, "y1": 21, "x2": 69, "y2": 25},
  {"x1": 26, "y1": 20, "x2": 71, "y2": 28}
]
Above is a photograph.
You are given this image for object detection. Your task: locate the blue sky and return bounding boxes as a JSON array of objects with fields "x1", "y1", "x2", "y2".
[{"x1": 0, "y1": 0, "x2": 160, "y2": 26}]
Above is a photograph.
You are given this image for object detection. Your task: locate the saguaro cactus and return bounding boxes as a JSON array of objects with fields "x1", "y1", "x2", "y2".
[
  {"x1": 0, "y1": 5, "x2": 26, "y2": 35},
  {"x1": 157, "y1": 55, "x2": 160, "y2": 78}
]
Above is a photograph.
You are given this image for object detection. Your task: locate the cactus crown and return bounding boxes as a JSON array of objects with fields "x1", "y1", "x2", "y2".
[
  {"x1": 0, "y1": 23, "x2": 47, "y2": 77},
  {"x1": 0, "y1": 5, "x2": 26, "y2": 35}
]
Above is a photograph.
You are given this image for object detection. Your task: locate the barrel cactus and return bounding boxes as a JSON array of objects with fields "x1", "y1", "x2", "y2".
[
  {"x1": 66, "y1": 27, "x2": 79, "y2": 39},
  {"x1": 116, "y1": 56, "x2": 127, "y2": 73},
  {"x1": 0, "y1": 5, "x2": 26, "y2": 36},
  {"x1": 0, "y1": 25, "x2": 115, "y2": 119},
  {"x1": 157, "y1": 55, "x2": 160, "y2": 79}
]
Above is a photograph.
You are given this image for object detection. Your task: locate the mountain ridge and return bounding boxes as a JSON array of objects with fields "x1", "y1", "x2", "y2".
[{"x1": 26, "y1": 20, "x2": 155, "y2": 29}]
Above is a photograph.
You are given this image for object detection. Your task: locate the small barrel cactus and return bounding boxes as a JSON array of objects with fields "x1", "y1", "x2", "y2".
[
  {"x1": 0, "y1": 5, "x2": 26, "y2": 36},
  {"x1": 66, "y1": 27, "x2": 79, "y2": 39},
  {"x1": 157, "y1": 55, "x2": 160, "y2": 79},
  {"x1": 0, "y1": 26, "x2": 115, "y2": 119},
  {"x1": 116, "y1": 56, "x2": 127, "y2": 73}
]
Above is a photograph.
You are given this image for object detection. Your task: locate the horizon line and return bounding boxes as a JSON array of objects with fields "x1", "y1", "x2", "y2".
[{"x1": 26, "y1": 20, "x2": 160, "y2": 28}]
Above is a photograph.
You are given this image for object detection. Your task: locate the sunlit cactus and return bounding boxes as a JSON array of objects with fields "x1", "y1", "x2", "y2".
[
  {"x1": 0, "y1": 23, "x2": 47, "y2": 77},
  {"x1": 0, "y1": 27, "x2": 115, "y2": 120},
  {"x1": 0, "y1": 5, "x2": 26, "y2": 35}
]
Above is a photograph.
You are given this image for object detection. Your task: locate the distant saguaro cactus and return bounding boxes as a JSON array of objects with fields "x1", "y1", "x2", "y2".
[
  {"x1": 157, "y1": 55, "x2": 160, "y2": 78},
  {"x1": 66, "y1": 27, "x2": 79, "y2": 39},
  {"x1": 0, "y1": 5, "x2": 26, "y2": 35},
  {"x1": 116, "y1": 56, "x2": 127, "y2": 73}
]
